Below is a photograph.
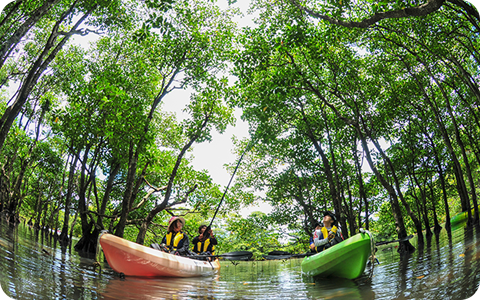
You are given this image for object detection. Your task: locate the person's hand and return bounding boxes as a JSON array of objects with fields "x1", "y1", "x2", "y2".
[
  {"x1": 208, "y1": 229, "x2": 214, "y2": 237},
  {"x1": 309, "y1": 243, "x2": 315, "y2": 250},
  {"x1": 328, "y1": 233, "x2": 335, "y2": 240},
  {"x1": 160, "y1": 243, "x2": 169, "y2": 252}
]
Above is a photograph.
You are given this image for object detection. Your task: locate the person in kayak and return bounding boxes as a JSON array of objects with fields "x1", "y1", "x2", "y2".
[
  {"x1": 156, "y1": 216, "x2": 190, "y2": 256},
  {"x1": 313, "y1": 211, "x2": 343, "y2": 252},
  {"x1": 192, "y1": 225, "x2": 218, "y2": 258},
  {"x1": 309, "y1": 222, "x2": 322, "y2": 253},
  {"x1": 192, "y1": 225, "x2": 217, "y2": 255}
]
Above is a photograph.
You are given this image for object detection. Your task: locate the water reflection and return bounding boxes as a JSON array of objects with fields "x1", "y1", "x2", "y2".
[
  {"x1": 1, "y1": 220, "x2": 479, "y2": 299},
  {"x1": 102, "y1": 276, "x2": 220, "y2": 299}
]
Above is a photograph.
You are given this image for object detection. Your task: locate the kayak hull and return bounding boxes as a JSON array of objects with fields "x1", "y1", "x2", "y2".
[
  {"x1": 99, "y1": 233, "x2": 220, "y2": 277},
  {"x1": 450, "y1": 211, "x2": 468, "y2": 227},
  {"x1": 301, "y1": 232, "x2": 372, "y2": 279},
  {"x1": 450, "y1": 206, "x2": 479, "y2": 227}
]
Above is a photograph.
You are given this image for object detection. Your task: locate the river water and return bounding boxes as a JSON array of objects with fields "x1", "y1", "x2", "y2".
[{"x1": 1, "y1": 220, "x2": 479, "y2": 300}]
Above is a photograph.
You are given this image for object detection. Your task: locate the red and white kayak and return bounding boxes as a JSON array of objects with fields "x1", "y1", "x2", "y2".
[{"x1": 99, "y1": 232, "x2": 220, "y2": 277}]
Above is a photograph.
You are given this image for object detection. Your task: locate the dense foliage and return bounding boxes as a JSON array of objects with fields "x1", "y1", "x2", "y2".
[{"x1": 0, "y1": 0, "x2": 479, "y2": 256}]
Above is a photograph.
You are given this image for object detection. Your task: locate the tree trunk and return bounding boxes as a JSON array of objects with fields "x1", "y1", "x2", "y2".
[
  {"x1": 114, "y1": 142, "x2": 138, "y2": 238},
  {"x1": 429, "y1": 182, "x2": 442, "y2": 235},
  {"x1": 34, "y1": 178, "x2": 43, "y2": 229},
  {"x1": 345, "y1": 185, "x2": 357, "y2": 236},
  {"x1": 357, "y1": 130, "x2": 415, "y2": 253},
  {"x1": 78, "y1": 143, "x2": 93, "y2": 236},
  {"x1": 352, "y1": 136, "x2": 369, "y2": 230},
  {"x1": 59, "y1": 151, "x2": 79, "y2": 246},
  {"x1": 300, "y1": 107, "x2": 345, "y2": 239},
  {"x1": 0, "y1": 166, "x2": 7, "y2": 212},
  {"x1": 0, "y1": 0, "x2": 61, "y2": 68},
  {"x1": 411, "y1": 169, "x2": 432, "y2": 238},
  {"x1": 424, "y1": 128, "x2": 451, "y2": 232},
  {"x1": 96, "y1": 162, "x2": 120, "y2": 228},
  {"x1": 0, "y1": 0, "x2": 24, "y2": 30},
  {"x1": 323, "y1": 107, "x2": 349, "y2": 237}
]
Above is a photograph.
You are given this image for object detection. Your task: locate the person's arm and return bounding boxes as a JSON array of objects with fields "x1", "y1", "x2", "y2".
[
  {"x1": 309, "y1": 237, "x2": 316, "y2": 250},
  {"x1": 313, "y1": 229, "x2": 329, "y2": 247},
  {"x1": 210, "y1": 236, "x2": 218, "y2": 245}
]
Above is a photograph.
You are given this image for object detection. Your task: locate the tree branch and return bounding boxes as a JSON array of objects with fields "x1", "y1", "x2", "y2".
[
  {"x1": 288, "y1": 0, "x2": 445, "y2": 28},
  {"x1": 129, "y1": 180, "x2": 168, "y2": 212},
  {"x1": 165, "y1": 184, "x2": 198, "y2": 208}
]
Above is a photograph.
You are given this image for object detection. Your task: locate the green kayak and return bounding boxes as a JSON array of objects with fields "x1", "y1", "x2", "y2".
[
  {"x1": 450, "y1": 211, "x2": 468, "y2": 227},
  {"x1": 450, "y1": 206, "x2": 479, "y2": 227},
  {"x1": 301, "y1": 232, "x2": 372, "y2": 279}
]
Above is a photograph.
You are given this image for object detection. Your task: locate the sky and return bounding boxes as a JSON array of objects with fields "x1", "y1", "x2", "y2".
[{"x1": 162, "y1": 90, "x2": 249, "y2": 186}]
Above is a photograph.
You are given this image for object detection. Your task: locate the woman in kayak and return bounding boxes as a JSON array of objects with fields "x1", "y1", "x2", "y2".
[
  {"x1": 159, "y1": 216, "x2": 190, "y2": 256},
  {"x1": 192, "y1": 225, "x2": 218, "y2": 256},
  {"x1": 313, "y1": 211, "x2": 343, "y2": 252}
]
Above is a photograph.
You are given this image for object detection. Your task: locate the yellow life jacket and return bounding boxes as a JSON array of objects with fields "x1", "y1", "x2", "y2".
[
  {"x1": 195, "y1": 238, "x2": 215, "y2": 255},
  {"x1": 312, "y1": 225, "x2": 338, "y2": 253},
  {"x1": 165, "y1": 231, "x2": 184, "y2": 249},
  {"x1": 321, "y1": 225, "x2": 338, "y2": 239}
]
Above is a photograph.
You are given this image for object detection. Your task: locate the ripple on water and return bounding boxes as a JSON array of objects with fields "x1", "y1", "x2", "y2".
[{"x1": 1, "y1": 221, "x2": 480, "y2": 299}]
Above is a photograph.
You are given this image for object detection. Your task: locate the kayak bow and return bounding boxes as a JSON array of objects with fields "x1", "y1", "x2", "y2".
[{"x1": 301, "y1": 232, "x2": 372, "y2": 279}]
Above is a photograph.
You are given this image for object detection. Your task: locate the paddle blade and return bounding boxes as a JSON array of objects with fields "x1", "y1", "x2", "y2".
[{"x1": 219, "y1": 251, "x2": 253, "y2": 261}]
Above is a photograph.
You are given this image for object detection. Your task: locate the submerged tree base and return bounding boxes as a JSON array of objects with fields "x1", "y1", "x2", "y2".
[
  {"x1": 397, "y1": 240, "x2": 415, "y2": 254},
  {"x1": 74, "y1": 226, "x2": 100, "y2": 255}
]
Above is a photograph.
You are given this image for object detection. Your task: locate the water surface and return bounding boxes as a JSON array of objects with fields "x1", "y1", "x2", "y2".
[{"x1": 1, "y1": 220, "x2": 479, "y2": 299}]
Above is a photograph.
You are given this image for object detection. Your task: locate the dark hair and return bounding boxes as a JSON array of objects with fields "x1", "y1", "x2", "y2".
[
  {"x1": 169, "y1": 219, "x2": 182, "y2": 232},
  {"x1": 198, "y1": 225, "x2": 207, "y2": 233}
]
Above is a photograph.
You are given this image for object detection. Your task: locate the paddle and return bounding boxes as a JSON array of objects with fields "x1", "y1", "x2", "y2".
[
  {"x1": 203, "y1": 133, "x2": 258, "y2": 241},
  {"x1": 261, "y1": 251, "x2": 318, "y2": 260},
  {"x1": 219, "y1": 250, "x2": 253, "y2": 261},
  {"x1": 262, "y1": 250, "x2": 293, "y2": 260},
  {"x1": 375, "y1": 234, "x2": 414, "y2": 246},
  {"x1": 262, "y1": 254, "x2": 293, "y2": 260},
  {"x1": 189, "y1": 250, "x2": 253, "y2": 261}
]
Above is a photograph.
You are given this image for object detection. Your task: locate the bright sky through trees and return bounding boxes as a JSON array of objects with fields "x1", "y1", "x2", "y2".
[{"x1": 159, "y1": 1, "x2": 272, "y2": 216}]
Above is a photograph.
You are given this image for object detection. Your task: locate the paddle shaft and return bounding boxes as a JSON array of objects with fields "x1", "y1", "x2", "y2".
[
  {"x1": 205, "y1": 138, "x2": 254, "y2": 237},
  {"x1": 189, "y1": 251, "x2": 253, "y2": 260},
  {"x1": 375, "y1": 235, "x2": 413, "y2": 246}
]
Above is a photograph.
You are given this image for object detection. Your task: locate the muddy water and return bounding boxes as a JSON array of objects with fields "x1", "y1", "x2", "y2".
[{"x1": 1, "y1": 220, "x2": 479, "y2": 299}]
